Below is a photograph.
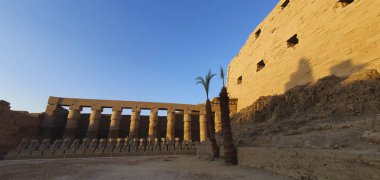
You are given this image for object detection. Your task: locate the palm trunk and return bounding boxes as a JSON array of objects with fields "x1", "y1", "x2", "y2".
[
  {"x1": 219, "y1": 86, "x2": 237, "y2": 165},
  {"x1": 206, "y1": 99, "x2": 219, "y2": 159}
]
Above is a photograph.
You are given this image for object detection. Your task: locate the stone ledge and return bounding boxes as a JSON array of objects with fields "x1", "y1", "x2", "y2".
[{"x1": 238, "y1": 147, "x2": 380, "y2": 180}]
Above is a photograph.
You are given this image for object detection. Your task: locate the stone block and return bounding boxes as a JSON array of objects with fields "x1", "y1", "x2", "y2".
[
  {"x1": 3, "y1": 139, "x2": 31, "y2": 160},
  {"x1": 227, "y1": 0, "x2": 380, "y2": 111},
  {"x1": 238, "y1": 147, "x2": 380, "y2": 180},
  {"x1": 103, "y1": 139, "x2": 116, "y2": 153},
  {"x1": 53, "y1": 139, "x2": 71, "y2": 158},
  {"x1": 84, "y1": 138, "x2": 98, "y2": 154},
  {"x1": 18, "y1": 139, "x2": 40, "y2": 159},
  {"x1": 64, "y1": 139, "x2": 80, "y2": 158}
]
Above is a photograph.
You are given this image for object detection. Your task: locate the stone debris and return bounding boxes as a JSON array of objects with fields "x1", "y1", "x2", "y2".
[{"x1": 361, "y1": 131, "x2": 380, "y2": 144}]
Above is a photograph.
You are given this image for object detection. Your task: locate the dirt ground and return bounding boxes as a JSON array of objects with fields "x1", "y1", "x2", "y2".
[{"x1": 0, "y1": 155, "x2": 291, "y2": 180}]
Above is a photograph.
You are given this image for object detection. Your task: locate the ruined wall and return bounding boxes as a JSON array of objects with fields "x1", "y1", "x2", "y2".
[
  {"x1": 0, "y1": 101, "x2": 42, "y2": 156},
  {"x1": 227, "y1": 0, "x2": 380, "y2": 111},
  {"x1": 238, "y1": 147, "x2": 380, "y2": 180}
]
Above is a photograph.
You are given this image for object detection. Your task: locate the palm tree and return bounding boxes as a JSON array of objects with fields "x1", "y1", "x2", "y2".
[
  {"x1": 196, "y1": 69, "x2": 219, "y2": 159},
  {"x1": 219, "y1": 66, "x2": 237, "y2": 165}
]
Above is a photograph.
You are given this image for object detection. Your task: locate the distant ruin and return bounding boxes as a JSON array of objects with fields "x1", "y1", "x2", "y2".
[{"x1": 0, "y1": 96, "x2": 237, "y2": 157}]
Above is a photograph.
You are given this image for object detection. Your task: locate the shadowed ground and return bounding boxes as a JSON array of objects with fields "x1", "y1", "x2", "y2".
[{"x1": 0, "y1": 155, "x2": 291, "y2": 180}]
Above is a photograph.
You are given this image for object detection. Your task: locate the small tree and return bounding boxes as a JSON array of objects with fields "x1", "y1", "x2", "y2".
[
  {"x1": 219, "y1": 66, "x2": 237, "y2": 165},
  {"x1": 196, "y1": 70, "x2": 219, "y2": 159}
]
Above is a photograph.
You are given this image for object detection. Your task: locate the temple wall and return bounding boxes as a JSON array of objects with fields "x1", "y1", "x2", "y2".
[
  {"x1": 227, "y1": 0, "x2": 380, "y2": 111},
  {"x1": 0, "y1": 101, "x2": 42, "y2": 156}
]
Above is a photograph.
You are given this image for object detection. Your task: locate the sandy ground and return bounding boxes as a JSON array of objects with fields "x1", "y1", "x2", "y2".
[{"x1": 0, "y1": 155, "x2": 291, "y2": 180}]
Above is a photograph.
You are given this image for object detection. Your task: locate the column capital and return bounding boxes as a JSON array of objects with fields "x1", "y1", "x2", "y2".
[
  {"x1": 184, "y1": 110, "x2": 193, "y2": 115},
  {"x1": 91, "y1": 106, "x2": 102, "y2": 111},
  {"x1": 150, "y1": 108, "x2": 158, "y2": 114},
  {"x1": 132, "y1": 107, "x2": 141, "y2": 113},
  {"x1": 199, "y1": 110, "x2": 206, "y2": 115},
  {"x1": 112, "y1": 106, "x2": 122, "y2": 112},
  {"x1": 69, "y1": 105, "x2": 82, "y2": 111},
  {"x1": 167, "y1": 108, "x2": 176, "y2": 114}
]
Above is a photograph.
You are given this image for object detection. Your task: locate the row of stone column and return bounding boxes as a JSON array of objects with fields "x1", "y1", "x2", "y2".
[{"x1": 63, "y1": 107, "x2": 208, "y2": 142}]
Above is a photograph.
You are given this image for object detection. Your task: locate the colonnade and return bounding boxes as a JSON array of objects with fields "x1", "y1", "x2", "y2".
[
  {"x1": 62, "y1": 106, "x2": 209, "y2": 142},
  {"x1": 42, "y1": 96, "x2": 236, "y2": 143}
]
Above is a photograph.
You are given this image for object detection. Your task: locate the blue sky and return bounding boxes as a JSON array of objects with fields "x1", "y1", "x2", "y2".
[{"x1": 0, "y1": 0, "x2": 278, "y2": 113}]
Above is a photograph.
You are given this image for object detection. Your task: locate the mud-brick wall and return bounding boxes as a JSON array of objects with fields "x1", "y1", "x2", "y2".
[
  {"x1": 227, "y1": 0, "x2": 380, "y2": 111},
  {"x1": 0, "y1": 101, "x2": 43, "y2": 156}
]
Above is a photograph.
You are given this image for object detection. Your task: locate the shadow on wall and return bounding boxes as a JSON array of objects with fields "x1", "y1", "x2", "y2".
[
  {"x1": 285, "y1": 58, "x2": 314, "y2": 91},
  {"x1": 285, "y1": 59, "x2": 366, "y2": 91},
  {"x1": 330, "y1": 60, "x2": 365, "y2": 77}
]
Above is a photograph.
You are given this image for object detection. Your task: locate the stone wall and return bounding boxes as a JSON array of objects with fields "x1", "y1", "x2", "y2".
[
  {"x1": 0, "y1": 101, "x2": 42, "y2": 156},
  {"x1": 227, "y1": 0, "x2": 380, "y2": 111},
  {"x1": 238, "y1": 147, "x2": 380, "y2": 180}
]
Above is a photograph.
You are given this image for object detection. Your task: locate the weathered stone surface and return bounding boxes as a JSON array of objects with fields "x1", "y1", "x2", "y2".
[
  {"x1": 0, "y1": 102, "x2": 42, "y2": 157},
  {"x1": 227, "y1": 0, "x2": 380, "y2": 111},
  {"x1": 3, "y1": 139, "x2": 31, "y2": 160},
  {"x1": 19, "y1": 139, "x2": 40, "y2": 159},
  {"x1": 85, "y1": 138, "x2": 98, "y2": 154},
  {"x1": 361, "y1": 130, "x2": 380, "y2": 144},
  {"x1": 3, "y1": 137, "x2": 197, "y2": 160},
  {"x1": 238, "y1": 147, "x2": 380, "y2": 180}
]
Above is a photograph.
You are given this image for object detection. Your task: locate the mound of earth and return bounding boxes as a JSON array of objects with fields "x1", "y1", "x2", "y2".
[{"x1": 232, "y1": 69, "x2": 380, "y2": 152}]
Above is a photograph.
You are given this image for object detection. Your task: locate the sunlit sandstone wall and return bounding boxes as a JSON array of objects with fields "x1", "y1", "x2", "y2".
[{"x1": 227, "y1": 0, "x2": 380, "y2": 111}]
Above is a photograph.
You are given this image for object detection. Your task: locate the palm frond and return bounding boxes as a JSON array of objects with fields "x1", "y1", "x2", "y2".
[
  {"x1": 196, "y1": 69, "x2": 216, "y2": 99},
  {"x1": 220, "y1": 66, "x2": 225, "y2": 87},
  {"x1": 195, "y1": 76, "x2": 205, "y2": 85}
]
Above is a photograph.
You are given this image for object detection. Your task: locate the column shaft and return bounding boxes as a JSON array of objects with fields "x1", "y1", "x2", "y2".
[
  {"x1": 184, "y1": 111, "x2": 192, "y2": 141},
  {"x1": 148, "y1": 109, "x2": 158, "y2": 139},
  {"x1": 214, "y1": 111, "x2": 222, "y2": 133},
  {"x1": 86, "y1": 109, "x2": 102, "y2": 139},
  {"x1": 129, "y1": 109, "x2": 141, "y2": 138},
  {"x1": 108, "y1": 110, "x2": 122, "y2": 138},
  {"x1": 63, "y1": 108, "x2": 81, "y2": 139},
  {"x1": 166, "y1": 110, "x2": 175, "y2": 140},
  {"x1": 199, "y1": 114, "x2": 207, "y2": 142}
]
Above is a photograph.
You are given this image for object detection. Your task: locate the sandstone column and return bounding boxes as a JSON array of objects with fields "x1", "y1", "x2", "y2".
[
  {"x1": 199, "y1": 112, "x2": 207, "y2": 142},
  {"x1": 184, "y1": 110, "x2": 192, "y2": 141},
  {"x1": 108, "y1": 107, "x2": 122, "y2": 138},
  {"x1": 63, "y1": 106, "x2": 82, "y2": 139},
  {"x1": 129, "y1": 108, "x2": 141, "y2": 139},
  {"x1": 214, "y1": 110, "x2": 222, "y2": 133},
  {"x1": 166, "y1": 109, "x2": 176, "y2": 140},
  {"x1": 148, "y1": 108, "x2": 158, "y2": 139},
  {"x1": 86, "y1": 106, "x2": 102, "y2": 139},
  {"x1": 40, "y1": 104, "x2": 62, "y2": 139}
]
